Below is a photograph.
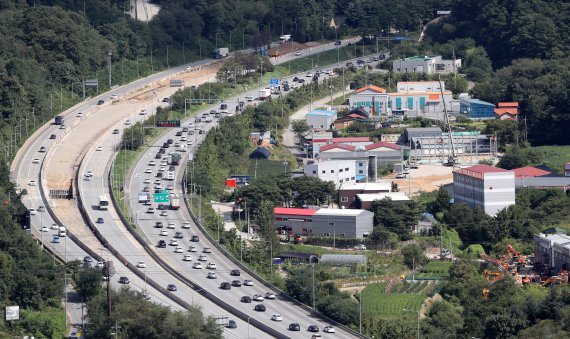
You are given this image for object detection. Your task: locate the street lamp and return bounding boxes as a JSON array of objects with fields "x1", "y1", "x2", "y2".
[
  {"x1": 403, "y1": 308, "x2": 420, "y2": 339},
  {"x1": 217, "y1": 208, "x2": 222, "y2": 242},
  {"x1": 309, "y1": 255, "x2": 317, "y2": 310}
]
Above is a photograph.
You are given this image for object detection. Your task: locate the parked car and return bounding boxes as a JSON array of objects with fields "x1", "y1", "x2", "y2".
[{"x1": 354, "y1": 244, "x2": 367, "y2": 250}]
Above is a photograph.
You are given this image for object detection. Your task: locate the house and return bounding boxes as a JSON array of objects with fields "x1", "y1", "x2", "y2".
[
  {"x1": 392, "y1": 55, "x2": 461, "y2": 74},
  {"x1": 460, "y1": 98, "x2": 496, "y2": 119},
  {"x1": 348, "y1": 85, "x2": 389, "y2": 117},
  {"x1": 274, "y1": 207, "x2": 374, "y2": 239},
  {"x1": 453, "y1": 164, "x2": 515, "y2": 216},
  {"x1": 306, "y1": 109, "x2": 337, "y2": 130},
  {"x1": 494, "y1": 102, "x2": 519, "y2": 121},
  {"x1": 304, "y1": 159, "x2": 358, "y2": 188},
  {"x1": 318, "y1": 141, "x2": 403, "y2": 176},
  {"x1": 338, "y1": 182, "x2": 392, "y2": 209},
  {"x1": 309, "y1": 136, "x2": 371, "y2": 159},
  {"x1": 355, "y1": 191, "x2": 410, "y2": 210},
  {"x1": 333, "y1": 108, "x2": 370, "y2": 129}
]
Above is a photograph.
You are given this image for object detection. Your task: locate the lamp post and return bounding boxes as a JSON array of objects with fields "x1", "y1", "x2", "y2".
[
  {"x1": 107, "y1": 51, "x2": 113, "y2": 87},
  {"x1": 150, "y1": 49, "x2": 158, "y2": 73},
  {"x1": 310, "y1": 255, "x2": 317, "y2": 310},
  {"x1": 403, "y1": 308, "x2": 420, "y2": 339},
  {"x1": 217, "y1": 208, "x2": 222, "y2": 242},
  {"x1": 359, "y1": 289, "x2": 363, "y2": 333}
]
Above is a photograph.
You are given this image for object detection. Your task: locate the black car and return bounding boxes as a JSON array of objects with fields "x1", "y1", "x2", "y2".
[
  {"x1": 308, "y1": 325, "x2": 320, "y2": 332},
  {"x1": 158, "y1": 148, "x2": 166, "y2": 154},
  {"x1": 119, "y1": 276, "x2": 130, "y2": 284},
  {"x1": 168, "y1": 165, "x2": 175, "y2": 171},
  {"x1": 162, "y1": 143, "x2": 170, "y2": 148},
  {"x1": 97, "y1": 100, "x2": 104, "y2": 105},
  {"x1": 230, "y1": 269, "x2": 241, "y2": 276},
  {"x1": 175, "y1": 131, "x2": 183, "y2": 136},
  {"x1": 157, "y1": 240, "x2": 166, "y2": 248},
  {"x1": 335, "y1": 40, "x2": 342, "y2": 45},
  {"x1": 157, "y1": 204, "x2": 168, "y2": 210},
  {"x1": 155, "y1": 153, "x2": 162, "y2": 159},
  {"x1": 220, "y1": 282, "x2": 231, "y2": 290},
  {"x1": 156, "y1": 172, "x2": 163, "y2": 178},
  {"x1": 167, "y1": 139, "x2": 174, "y2": 144},
  {"x1": 198, "y1": 130, "x2": 204, "y2": 135},
  {"x1": 254, "y1": 304, "x2": 266, "y2": 312},
  {"x1": 167, "y1": 284, "x2": 177, "y2": 291},
  {"x1": 298, "y1": 78, "x2": 305, "y2": 83},
  {"x1": 288, "y1": 323, "x2": 301, "y2": 331},
  {"x1": 49, "y1": 134, "x2": 56, "y2": 139},
  {"x1": 112, "y1": 129, "x2": 119, "y2": 134},
  {"x1": 231, "y1": 280, "x2": 242, "y2": 287},
  {"x1": 292, "y1": 76, "x2": 299, "y2": 82},
  {"x1": 155, "y1": 221, "x2": 164, "y2": 228},
  {"x1": 174, "y1": 231, "x2": 184, "y2": 239},
  {"x1": 191, "y1": 235, "x2": 199, "y2": 242},
  {"x1": 96, "y1": 217, "x2": 104, "y2": 224},
  {"x1": 240, "y1": 296, "x2": 252, "y2": 303},
  {"x1": 227, "y1": 320, "x2": 237, "y2": 329}
]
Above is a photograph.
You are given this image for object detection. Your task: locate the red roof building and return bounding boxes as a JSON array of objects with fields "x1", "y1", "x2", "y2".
[
  {"x1": 319, "y1": 143, "x2": 356, "y2": 152},
  {"x1": 495, "y1": 102, "x2": 519, "y2": 121},
  {"x1": 365, "y1": 142, "x2": 401, "y2": 151},
  {"x1": 274, "y1": 208, "x2": 318, "y2": 217},
  {"x1": 332, "y1": 137, "x2": 370, "y2": 143},
  {"x1": 513, "y1": 166, "x2": 551, "y2": 178},
  {"x1": 355, "y1": 85, "x2": 386, "y2": 94}
]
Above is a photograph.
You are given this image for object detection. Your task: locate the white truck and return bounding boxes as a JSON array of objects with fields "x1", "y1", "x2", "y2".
[
  {"x1": 138, "y1": 192, "x2": 150, "y2": 203},
  {"x1": 279, "y1": 34, "x2": 292, "y2": 43},
  {"x1": 259, "y1": 88, "x2": 271, "y2": 100},
  {"x1": 212, "y1": 48, "x2": 229, "y2": 59},
  {"x1": 170, "y1": 194, "x2": 180, "y2": 210}
]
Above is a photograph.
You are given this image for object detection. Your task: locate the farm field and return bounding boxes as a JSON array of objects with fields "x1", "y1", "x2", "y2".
[
  {"x1": 411, "y1": 261, "x2": 451, "y2": 280},
  {"x1": 533, "y1": 145, "x2": 570, "y2": 174},
  {"x1": 361, "y1": 283, "x2": 426, "y2": 318}
]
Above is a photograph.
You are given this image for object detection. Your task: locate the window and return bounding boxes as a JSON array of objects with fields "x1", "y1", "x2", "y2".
[
  {"x1": 339, "y1": 179, "x2": 343, "y2": 183},
  {"x1": 339, "y1": 169, "x2": 343, "y2": 172},
  {"x1": 328, "y1": 222, "x2": 334, "y2": 227},
  {"x1": 338, "y1": 233, "x2": 346, "y2": 237},
  {"x1": 331, "y1": 170, "x2": 335, "y2": 173},
  {"x1": 345, "y1": 167, "x2": 349, "y2": 171},
  {"x1": 359, "y1": 163, "x2": 363, "y2": 167},
  {"x1": 322, "y1": 170, "x2": 325, "y2": 174},
  {"x1": 323, "y1": 232, "x2": 330, "y2": 237},
  {"x1": 340, "y1": 197, "x2": 348, "y2": 202},
  {"x1": 312, "y1": 170, "x2": 316, "y2": 174},
  {"x1": 351, "y1": 177, "x2": 355, "y2": 180},
  {"x1": 359, "y1": 170, "x2": 363, "y2": 174}
]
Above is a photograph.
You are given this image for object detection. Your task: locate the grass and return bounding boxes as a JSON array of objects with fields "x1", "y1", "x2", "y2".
[
  {"x1": 410, "y1": 261, "x2": 452, "y2": 280},
  {"x1": 360, "y1": 283, "x2": 425, "y2": 319},
  {"x1": 533, "y1": 145, "x2": 570, "y2": 174},
  {"x1": 20, "y1": 307, "x2": 67, "y2": 338}
]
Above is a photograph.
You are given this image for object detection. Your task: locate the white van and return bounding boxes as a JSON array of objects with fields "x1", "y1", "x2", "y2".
[
  {"x1": 58, "y1": 226, "x2": 67, "y2": 237},
  {"x1": 178, "y1": 143, "x2": 187, "y2": 152}
]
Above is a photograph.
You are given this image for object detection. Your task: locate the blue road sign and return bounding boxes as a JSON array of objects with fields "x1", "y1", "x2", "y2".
[{"x1": 269, "y1": 78, "x2": 279, "y2": 87}]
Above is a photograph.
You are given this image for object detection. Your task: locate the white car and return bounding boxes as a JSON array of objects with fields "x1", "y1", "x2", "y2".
[
  {"x1": 167, "y1": 222, "x2": 175, "y2": 229},
  {"x1": 148, "y1": 161, "x2": 156, "y2": 166},
  {"x1": 159, "y1": 211, "x2": 168, "y2": 217},
  {"x1": 180, "y1": 136, "x2": 187, "y2": 141},
  {"x1": 265, "y1": 292, "x2": 276, "y2": 300},
  {"x1": 202, "y1": 247, "x2": 212, "y2": 253},
  {"x1": 183, "y1": 254, "x2": 193, "y2": 261},
  {"x1": 29, "y1": 180, "x2": 37, "y2": 186},
  {"x1": 187, "y1": 141, "x2": 193, "y2": 146},
  {"x1": 145, "y1": 168, "x2": 152, "y2": 173},
  {"x1": 85, "y1": 170, "x2": 93, "y2": 177},
  {"x1": 51, "y1": 223, "x2": 60, "y2": 230},
  {"x1": 139, "y1": 109, "x2": 147, "y2": 115},
  {"x1": 32, "y1": 158, "x2": 40, "y2": 164},
  {"x1": 193, "y1": 262, "x2": 203, "y2": 269},
  {"x1": 41, "y1": 226, "x2": 49, "y2": 232},
  {"x1": 124, "y1": 119, "x2": 132, "y2": 125},
  {"x1": 198, "y1": 255, "x2": 207, "y2": 261},
  {"x1": 188, "y1": 246, "x2": 197, "y2": 252},
  {"x1": 147, "y1": 207, "x2": 155, "y2": 213},
  {"x1": 206, "y1": 262, "x2": 217, "y2": 270},
  {"x1": 160, "y1": 160, "x2": 168, "y2": 166},
  {"x1": 323, "y1": 326, "x2": 336, "y2": 333},
  {"x1": 159, "y1": 230, "x2": 169, "y2": 236},
  {"x1": 306, "y1": 73, "x2": 314, "y2": 77},
  {"x1": 182, "y1": 222, "x2": 190, "y2": 229},
  {"x1": 354, "y1": 244, "x2": 367, "y2": 250},
  {"x1": 245, "y1": 95, "x2": 254, "y2": 102},
  {"x1": 110, "y1": 94, "x2": 119, "y2": 100},
  {"x1": 29, "y1": 208, "x2": 37, "y2": 215},
  {"x1": 143, "y1": 178, "x2": 151, "y2": 184},
  {"x1": 271, "y1": 314, "x2": 283, "y2": 322},
  {"x1": 185, "y1": 66, "x2": 192, "y2": 71},
  {"x1": 294, "y1": 51, "x2": 302, "y2": 56},
  {"x1": 252, "y1": 294, "x2": 264, "y2": 302},
  {"x1": 243, "y1": 280, "x2": 254, "y2": 286},
  {"x1": 76, "y1": 112, "x2": 84, "y2": 117},
  {"x1": 169, "y1": 239, "x2": 179, "y2": 246},
  {"x1": 174, "y1": 246, "x2": 183, "y2": 253},
  {"x1": 207, "y1": 272, "x2": 217, "y2": 279},
  {"x1": 136, "y1": 261, "x2": 146, "y2": 268},
  {"x1": 96, "y1": 146, "x2": 103, "y2": 151},
  {"x1": 158, "y1": 167, "x2": 166, "y2": 172}
]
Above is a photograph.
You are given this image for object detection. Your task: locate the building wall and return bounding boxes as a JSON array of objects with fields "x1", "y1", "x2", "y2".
[
  {"x1": 460, "y1": 100, "x2": 495, "y2": 119},
  {"x1": 453, "y1": 171, "x2": 515, "y2": 216},
  {"x1": 312, "y1": 213, "x2": 373, "y2": 238},
  {"x1": 339, "y1": 187, "x2": 390, "y2": 209},
  {"x1": 392, "y1": 56, "x2": 461, "y2": 74},
  {"x1": 349, "y1": 92, "x2": 389, "y2": 116},
  {"x1": 304, "y1": 161, "x2": 357, "y2": 188},
  {"x1": 397, "y1": 81, "x2": 444, "y2": 92},
  {"x1": 274, "y1": 214, "x2": 313, "y2": 236},
  {"x1": 307, "y1": 114, "x2": 336, "y2": 130}
]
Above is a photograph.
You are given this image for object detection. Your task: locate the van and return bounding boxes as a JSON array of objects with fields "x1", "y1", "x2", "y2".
[
  {"x1": 58, "y1": 226, "x2": 67, "y2": 237},
  {"x1": 178, "y1": 143, "x2": 187, "y2": 152}
]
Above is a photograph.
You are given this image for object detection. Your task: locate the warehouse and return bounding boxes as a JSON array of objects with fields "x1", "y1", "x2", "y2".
[{"x1": 534, "y1": 233, "x2": 570, "y2": 274}]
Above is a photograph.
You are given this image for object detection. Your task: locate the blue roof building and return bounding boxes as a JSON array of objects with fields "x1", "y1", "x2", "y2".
[
  {"x1": 306, "y1": 109, "x2": 337, "y2": 130},
  {"x1": 460, "y1": 98, "x2": 495, "y2": 119}
]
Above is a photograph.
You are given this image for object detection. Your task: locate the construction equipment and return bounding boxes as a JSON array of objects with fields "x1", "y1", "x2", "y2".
[
  {"x1": 437, "y1": 75, "x2": 457, "y2": 166},
  {"x1": 483, "y1": 270, "x2": 504, "y2": 284},
  {"x1": 480, "y1": 253, "x2": 510, "y2": 273}
]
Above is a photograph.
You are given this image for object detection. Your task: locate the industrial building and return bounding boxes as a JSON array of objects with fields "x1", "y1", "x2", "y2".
[
  {"x1": 355, "y1": 192, "x2": 410, "y2": 210},
  {"x1": 534, "y1": 233, "x2": 570, "y2": 273},
  {"x1": 303, "y1": 159, "x2": 358, "y2": 188},
  {"x1": 453, "y1": 164, "x2": 516, "y2": 216},
  {"x1": 338, "y1": 182, "x2": 392, "y2": 209},
  {"x1": 348, "y1": 85, "x2": 389, "y2": 116},
  {"x1": 392, "y1": 55, "x2": 461, "y2": 74},
  {"x1": 273, "y1": 207, "x2": 374, "y2": 239},
  {"x1": 306, "y1": 109, "x2": 337, "y2": 130},
  {"x1": 310, "y1": 136, "x2": 371, "y2": 159},
  {"x1": 460, "y1": 98, "x2": 496, "y2": 119}
]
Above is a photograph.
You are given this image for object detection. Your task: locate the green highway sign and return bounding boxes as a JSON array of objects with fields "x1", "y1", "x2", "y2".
[
  {"x1": 161, "y1": 190, "x2": 169, "y2": 194},
  {"x1": 154, "y1": 193, "x2": 170, "y2": 203}
]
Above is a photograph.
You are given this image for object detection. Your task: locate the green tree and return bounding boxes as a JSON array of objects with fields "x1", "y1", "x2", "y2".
[
  {"x1": 75, "y1": 266, "x2": 103, "y2": 301},
  {"x1": 401, "y1": 243, "x2": 427, "y2": 270},
  {"x1": 372, "y1": 198, "x2": 421, "y2": 240}
]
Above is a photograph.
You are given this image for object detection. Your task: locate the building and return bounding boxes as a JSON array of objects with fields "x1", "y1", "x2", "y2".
[
  {"x1": 534, "y1": 233, "x2": 570, "y2": 273},
  {"x1": 338, "y1": 182, "x2": 392, "y2": 209},
  {"x1": 380, "y1": 133, "x2": 401, "y2": 143},
  {"x1": 392, "y1": 55, "x2": 461, "y2": 74},
  {"x1": 513, "y1": 166, "x2": 552, "y2": 179},
  {"x1": 453, "y1": 164, "x2": 515, "y2": 216},
  {"x1": 410, "y1": 131, "x2": 494, "y2": 160},
  {"x1": 320, "y1": 254, "x2": 366, "y2": 266},
  {"x1": 404, "y1": 127, "x2": 443, "y2": 145},
  {"x1": 304, "y1": 159, "x2": 357, "y2": 188},
  {"x1": 348, "y1": 85, "x2": 388, "y2": 117},
  {"x1": 388, "y1": 90, "x2": 453, "y2": 117},
  {"x1": 274, "y1": 207, "x2": 374, "y2": 239},
  {"x1": 397, "y1": 81, "x2": 444, "y2": 92},
  {"x1": 460, "y1": 98, "x2": 496, "y2": 119},
  {"x1": 333, "y1": 108, "x2": 370, "y2": 129},
  {"x1": 355, "y1": 191, "x2": 410, "y2": 210},
  {"x1": 309, "y1": 136, "x2": 371, "y2": 158},
  {"x1": 306, "y1": 109, "x2": 337, "y2": 130},
  {"x1": 494, "y1": 102, "x2": 519, "y2": 121},
  {"x1": 565, "y1": 163, "x2": 570, "y2": 177}
]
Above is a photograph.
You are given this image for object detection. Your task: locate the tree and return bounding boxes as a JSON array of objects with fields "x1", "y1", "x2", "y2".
[
  {"x1": 75, "y1": 266, "x2": 104, "y2": 301},
  {"x1": 428, "y1": 187, "x2": 451, "y2": 216},
  {"x1": 401, "y1": 243, "x2": 427, "y2": 270},
  {"x1": 372, "y1": 198, "x2": 421, "y2": 240},
  {"x1": 256, "y1": 200, "x2": 280, "y2": 248},
  {"x1": 423, "y1": 300, "x2": 464, "y2": 338},
  {"x1": 291, "y1": 119, "x2": 309, "y2": 135}
]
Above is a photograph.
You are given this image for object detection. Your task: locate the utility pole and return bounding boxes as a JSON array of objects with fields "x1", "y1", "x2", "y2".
[{"x1": 107, "y1": 52, "x2": 113, "y2": 87}]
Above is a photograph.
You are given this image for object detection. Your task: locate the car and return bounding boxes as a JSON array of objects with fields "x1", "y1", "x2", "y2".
[
  {"x1": 166, "y1": 184, "x2": 174, "y2": 190},
  {"x1": 144, "y1": 168, "x2": 152, "y2": 174},
  {"x1": 254, "y1": 304, "x2": 266, "y2": 312},
  {"x1": 183, "y1": 254, "x2": 193, "y2": 261},
  {"x1": 167, "y1": 139, "x2": 174, "y2": 144},
  {"x1": 323, "y1": 325, "x2": 336, "y2": 333},
  {"x1": 297, "y1": 78, "x2": 305, "y2": 84},
  {"x1": 148, "y1": 160, "x2": 156, "y2": 166},
  {"x1": 191, "y1": 235, "x2": 199, "y2": 242},
  {"x1": 174, "y1": 246, "x2": 183, "y2": 253},
  {"x1": 158, "y1": 166, "x2": 166, "y2": 172},
  {"x1": 52, "y1": 236, "x2": 60, "y2": 243},
  {"x1": 354, "y1": 244, "x2": 367, "y2": 250},
  {"x1": 243, "y1": 279, "x2": 253, "y2": 286},
  {"x1": 180, "y1": 136, "x2": 187, "y2": 141},
  {"x1": 160, "y1": 160, "x2": 168, "y2": 166},
  {"x1": 155, "y1": 221, "x2": 164, "y2": 228},
  {"x1": 271, "y1": 314, "x2": 283, "y2": 322},
  {"x1": 308, "y1": 325, "x2": 320, "y2": 332},
  {"x1": 97, "y1": 100, "x2": 104, "y2": 105},
  {"x1": 41, "y1": 226, "x2": 49, "y2": 232},
  {"x1": 396, "y1": 173, "x2": 406, "y2": 179},
  {"x1": 174, "y1": 231, "x2": 183, "y2": 239},
  {"x1": 29, "y1": 208, "x2": 37, "y2": 215},
  {"x1": 147, "y1": 207, "x2": 155, "y2": 213},
  {"x1": 124, "y1": 119, "x2": 132, "y2": 125},
  {"x1": 119, "y1": 276, "x2": 130, "y2": 284},
  {"x1": 143, "y1": 178, "x2": 151, "y2": 185},
  {"x1": 154, "y1": 153, "x2": 162, "y2": 159},
  {"x1": 159, "y1": 230, "x2": 169, "y2": 236},
  {"x1": 156, "y1": 172, "x2": 163, "y2": 178},
  {"x1": 202, "y1": 247, "x2": 212, "y2": 253},
  {"x1": 96, "y1": 217, "x2": 104, "y2": 224},
  {"x1": 159, "y1": 210, "x2": 168, "y2": 217},
  {"x1": 306, "y1": 72, "x2": 314, "y2": 77},
  {"x1": 188, "y1": 246, "x2": 197, "y2": 252},
  {"x1": 311, "y1": 335, "x2": 322, "y2": 338},
  {"x1": 28, "y1": 180, "x2": 37, "y2": 186},
  {"x1": 110, "y1": 94, "x2": 118, "y2": 100},
  {"x1": 220, "y1": 282, "x2": 231, "y2": 290},
  {"x1": 245, "y1": 95, "x2": 254, "y2": 102},
  {"x1": 157, "y1": 240, "x2": 166, "y2": 248},
  {"x1": 207, "y1": 272, "x2": 217, "y2": 279},
  {"x1": 136, "y1": 261, "x2": 146, "y2": 268},
  {"x1": 51, "y1": 223, "x2": 60, "y2": 230},
  {"x1": 76, "y1": 112, "x2": 84, "y2": 117},
  {"x1": 185, "y1": 66, "x2": 192, "y2": 71},
  {"x1": 112, "y1": 129, "x2": 119, "y2": 134},
  {"x1": 265, "y1": 292, "x2": 276, "y2": 300},
  {"x1": 206, "y1": 262, "x2": 217, "y2": 270},
  {"x1": 83, "y1": 256, "x2": 94, "y2": 263},
  {"x1": 49, "y1": 134, "x2": 56, "y2": 139},
  {"x1": 38, "y1": 205, "x2": 45, "y2": 212},
  {"x1": 96, "y1": 261, "x2": 105, "y2": 269},
  {"x1": 227, "y1": 320, "x2": 237, "y2": 329},
  {"x1": 158, "y1": 148, "x2": 166, "y2": 154},
  {"x1": 85, "y1": 170, "x2": 94, "y2": 177},
  {"x1": 182, "y1": 221, "x2": 190, "y2": 229},
  {"x1": 193, "y1": 262, "x2": 203, "y2": 269},
  {"x1": 288, "y1": 323, "x2": 301, "y2": 331},
  {"x1": 142, "y1": 186, "x2": 149, "y2": 193},
  {"x1": 169, "y1": 239, "x2": 179, "y2": 246},
  {"x1": 166, "y1": 222, "x2": 175, "y2": 229},
  {"x1": 231, "y1": 280, "x2": 242, "y2": 287},
  {"x1": 230, "y1": 269, "x2": 240, "y2": 276},
  {"x1": 294, "y1": 51, "x2": 302, "y2": 56},
  {"x1": 32, "y1": 158, "x2": 40, "y2": 164},
  {"x1": 39, "y1": 146, "x2": 47, "y2": 152},
  {"x1": 252, "y1": 294, "x2": 264, "y2": 302},
  {"x1": 198, "y1": 255, "x2": 207, "y2": 261},
  {"x1": 167, "y1": 284, "x2": 177, "y2": 291},
  {"x1": 441, "y1": 249, "x2": 451, "y2": 257},
  {"x1": 240, "y1": 296, "x2": 252, "y2": 303},
  {"x1": 96, "y1": 146, "x2": 103, "y2": 151}
]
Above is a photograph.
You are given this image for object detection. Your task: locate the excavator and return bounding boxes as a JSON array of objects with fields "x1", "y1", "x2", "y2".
[{"x1": 480, "y1": 253, "x2": 511, "y2": 300}]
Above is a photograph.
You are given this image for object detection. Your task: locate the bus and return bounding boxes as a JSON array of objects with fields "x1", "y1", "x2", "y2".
[{"x1": 99, "y1": 195, "x2": 110, "y2": 210}]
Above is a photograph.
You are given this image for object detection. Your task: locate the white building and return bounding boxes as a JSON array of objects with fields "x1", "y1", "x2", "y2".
[
  {"x1": 304, "y1": 160, "x2": 357, "y2": 188},
  {"x1": 389, "y1": 81, "x2": 453, "y2": 116},
  {"x1": 397, "y1": 81, "x2": 445, "y2": 92},
  {"x1": 392, "y1": 55, "x2": 461, "y2": 74},
  {"x1": 453, "y1": 164, "x2": 515, "y2": 216},
  {"x1": 348, "y1": 85, "x2": 389, "y2": 117},
  {"x1": 306, "y1": 109, "x2": 337, "y2": 130}
]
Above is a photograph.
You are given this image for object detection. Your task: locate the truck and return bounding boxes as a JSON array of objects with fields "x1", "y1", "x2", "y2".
[
  {"x1": 170, "y1": 194, "x2": 180, "y2": 210},
  {"x1": 54, "y1": 116, "x2": 64, "y2": 125},
  {"x1": 259, "y1": 88, "x2": 271, "y2": 100},
  {"x1": 212, "y1": 48, "x2": 229, "y2": 59},
  {"x1": 279, "y1": 34, "x2": 292, "y2": 43},
  {"x1": 138, "y1": 192, "x2": 150, "y2": 203},
  {"x1": 170, "y1": 152, "x2": 181, "y2": 166}
]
